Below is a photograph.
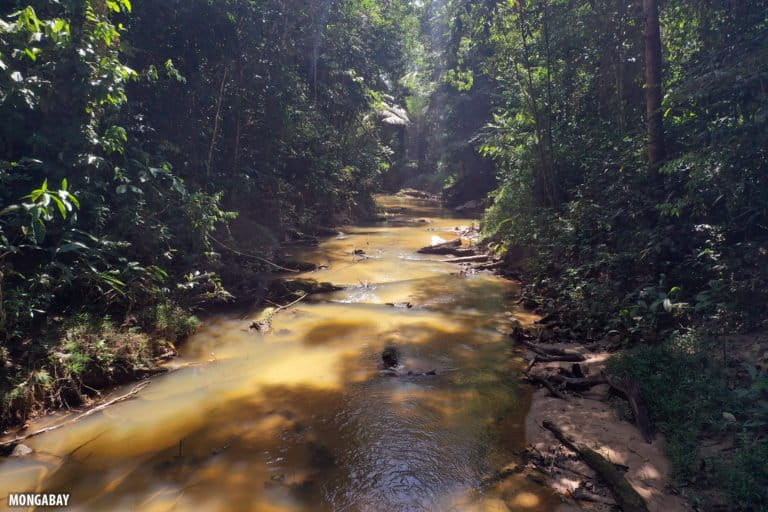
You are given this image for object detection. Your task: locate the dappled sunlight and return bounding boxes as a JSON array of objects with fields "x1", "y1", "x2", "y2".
[
  {"x1": 637, "y1": 462, "x2": 662, "y2": 481},
  {"x1": 509, "y1": 491, "x2": 542, "y2": 508},
  {"x1": 0, "y1": 196, "x2": 558, "y2": 511}
]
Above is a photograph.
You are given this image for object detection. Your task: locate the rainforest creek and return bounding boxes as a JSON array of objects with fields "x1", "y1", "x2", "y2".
[{"x1": 1, "y1": 1, "x2": 767, "y2": 510}]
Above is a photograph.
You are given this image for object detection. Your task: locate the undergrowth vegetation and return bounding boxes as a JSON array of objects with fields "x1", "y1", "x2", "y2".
[
  {"x1": 415, "y1": 0, "x2": 768, "y2": 508},
  {"x1": 609, "y1": 333, "x2": 768, "y2": 508},
  {"x1": 1, "y1": 0, "x2": 417, "y2": 428}
]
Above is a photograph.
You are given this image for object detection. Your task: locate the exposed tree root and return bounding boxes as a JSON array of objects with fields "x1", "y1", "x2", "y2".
[{"x1": 542, "y1": 420, "x2": 649, "y2": 512}]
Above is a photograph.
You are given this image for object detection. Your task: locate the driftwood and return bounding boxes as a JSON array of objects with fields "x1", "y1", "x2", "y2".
[
  {"x1": 526, "y1": 354, "x2": 586, "y2": 374},
  {"x1": 526, "y1": 373, "x2": 568, "y2": 400},
  {"x1": 473, "y1": 261, "x2": 504, "y2": 271},
  {"x1": 398, "y1": 189, "x2": 436, "y2": 200},
  {"x1": 518, "y1": 339, "x2": 586, "y2": 360},
  {"x1": 417, "y1": 238, "x2": 462, "y2": 255},
  {"x1": 208, "y1": 234, "x2": 301, "y2": 272},
  {"x1": 606, "y1": 374, "x2": 656, "y2": 443},
  {"x1": 0, "y1": 381, "x2": 150, "y2": 450},
  {"x1": 251, "y1": 292, "x2": 309, "y2": 332},
  {"x1": 440, "y1": 254, "x2": 489, "y2": 263},
  {"x1": 542, "y1": 420, "x2": 649, "y2": 512}
]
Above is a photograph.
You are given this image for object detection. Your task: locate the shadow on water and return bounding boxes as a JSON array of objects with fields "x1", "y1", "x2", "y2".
[{"x1": 0, "y1": 196, "x2": 560, "y2": 512}]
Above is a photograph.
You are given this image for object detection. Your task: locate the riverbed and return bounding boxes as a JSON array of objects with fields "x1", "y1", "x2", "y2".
[{"x1": 0, "y1": 195, "x2": 560, "y2": 512}]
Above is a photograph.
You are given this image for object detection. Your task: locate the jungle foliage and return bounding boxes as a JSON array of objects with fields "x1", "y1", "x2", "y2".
[
  {"x1": 0, "y1": 0, "x2": 417, "y2": 426},
  {"x1": 418, "y1": 0, "x2": 767, "y2": 507}
]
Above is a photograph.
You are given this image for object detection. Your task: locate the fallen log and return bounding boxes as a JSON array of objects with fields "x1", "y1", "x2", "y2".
[
  {"x1": 451, "y1": 248, "x2": 480, "y2": 257},
  {"x1": 417, "y1": 238, "x2": 461, "y2": 254},
  {"x1": 398, "y1": 189, "x2": 436, "y2": 200},
  {"x1": 526, "y1": 373, "x2": 568, "y2": 400},
  {"x1": 526, "y1": 354, "x2": 586, "y2": 371},
  {"x1": 440, "y1": 254, "x2": 489, "y2": 263},
  {"x1": 473, "y1": 261, "x2": 505, "y2": 271},
  {"x1": 542, "y1": 420, "x2": 649, "y2": 512},
  {"x1": 517, "y1": 339, "x2": 585, "y2": 360},
  {"x1": 535, "y1": 353, "x2": 586, "y2": 362},
  {"x1": 606, "y1": 374, "x2": 656, "y2": 443}
]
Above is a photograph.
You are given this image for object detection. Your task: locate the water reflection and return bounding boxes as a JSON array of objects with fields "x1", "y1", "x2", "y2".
[{"x1": 0, "y1": 196, "x2": 559, "y2": 511}]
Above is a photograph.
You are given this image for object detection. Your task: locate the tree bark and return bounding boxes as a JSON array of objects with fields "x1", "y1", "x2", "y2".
[
  {"x1": 643, "y1": 0, "x2": 666, "y2": 165},
  {"x1": 0, "y1": 268, "x2": 6, "y2": 334},
  {"x1": 543, "y1": 420, "x2": 650, "y2": 512},
  {"x1": 206, "y1": 66, "x2": 230, "y2": 179}
]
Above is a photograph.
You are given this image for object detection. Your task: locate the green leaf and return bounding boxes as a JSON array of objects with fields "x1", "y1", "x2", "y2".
[
  {"x1": 56, "y1": 242, "x2": 88, "y2": 254},
  {"x1": 32, "y1": 218, "x2": 46, "y2": 244},
  {"x1": 0, "y1": 205, "x2": 20, "y2": 216},
  {"x1": 50, "y1": 195, "x2": 67, "y2": 219}
]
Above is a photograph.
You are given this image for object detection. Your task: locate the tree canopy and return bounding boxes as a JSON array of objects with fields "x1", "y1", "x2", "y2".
[{"x1": 1, "y1": 0, "x2": 766, "y2": 507}]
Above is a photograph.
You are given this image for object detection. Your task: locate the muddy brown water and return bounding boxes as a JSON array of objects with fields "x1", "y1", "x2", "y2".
[{"x1": 0, "y1": 196, "x2": 560, "y2": 512}]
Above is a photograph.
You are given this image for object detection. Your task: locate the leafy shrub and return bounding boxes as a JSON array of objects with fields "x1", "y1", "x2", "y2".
[
  {"x1": 151, "y1": 302, "x2": 200, "y2": 343},
  {"x1": 608, "y1": 332, "x2": 768, "y2": 509}
]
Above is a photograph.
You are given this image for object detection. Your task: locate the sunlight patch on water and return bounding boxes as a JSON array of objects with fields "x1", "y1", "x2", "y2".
[{"x1": 0, "y1": 196, "x2": 560, "y2": 512}]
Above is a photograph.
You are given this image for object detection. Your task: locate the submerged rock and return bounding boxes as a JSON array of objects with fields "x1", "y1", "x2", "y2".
[
  {"x1": 10, "y1": 444, "x2": 33, "y2": 457},
  {"x1": 269, "y1": 278, "x2": 343, "y2": 299},
  {"x1": 382, "y1": 346, "x2": 400, "y2": 368},
  {"x1": 307, "y1": 441, "x2": 336, "y2": 469}
]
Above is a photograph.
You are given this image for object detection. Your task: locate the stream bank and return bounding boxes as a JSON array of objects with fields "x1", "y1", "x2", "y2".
[{"x1": 0, "y1": 194, "x2": 563, "y2": 512}]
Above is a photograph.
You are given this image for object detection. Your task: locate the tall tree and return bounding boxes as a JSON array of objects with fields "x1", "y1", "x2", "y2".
[{"x1": 643, "y1": 0, "x2": 666, "y2": 165}]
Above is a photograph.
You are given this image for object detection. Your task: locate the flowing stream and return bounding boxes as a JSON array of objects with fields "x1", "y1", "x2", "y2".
[{"x1": 0, "y1": 196, "x2": 559, "y2": 512}]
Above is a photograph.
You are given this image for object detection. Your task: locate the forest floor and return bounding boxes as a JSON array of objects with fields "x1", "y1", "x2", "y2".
[
  {"x1": 504, "y1": 285, "x2": 768, "y2": 511},
  {"x1": 521, "y1": 340, "x2": 690, "y2": 512}
]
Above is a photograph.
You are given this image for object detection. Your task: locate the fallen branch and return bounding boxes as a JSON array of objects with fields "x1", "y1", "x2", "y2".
[
  {"x1": 542, "y1": 420, "x2": 649, "y2": 512},
  {"x1": 473, "y1": 261, "x2": 504, "y2": 271},
  {"x1": 208, "y1": 234, "x2": 300, "y2": 273},
  {"x1": 252, "y1": 292, "x2": 308, "y2": 332},
  {"x1": 526, "y1": 353, "x2": 586, "y2": 372},
  {"x1": 265, "y1": 291, "x2": 308, "y2": 313},
  {"x1": 440, "y1": 254, "x2": 489, "y2": 263},
  {"x1": 518, "y1": 339, "x2": 585, "y2": 360},
  {"x1": 1, "y1": 381, "x2": 150, "y2": 449},
  {"x1": 532, "y1": 354, "x2": 586, "y2": 363},
  {"x1": 526, "y1": 373, "x2": 568, "y2": 400}
]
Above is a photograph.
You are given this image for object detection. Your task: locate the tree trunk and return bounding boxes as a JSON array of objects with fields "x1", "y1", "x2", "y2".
[
  {"x1": 643, "y1": 0, "x2": 666, "y2": 165},
  {"x1": 206, "y1": 67, "x2": 230, "y2": 180},
  {"x1": 514, "y1": 3, "x2": 557, "y2": 207},
  {"x1": 0, "y1": 268, "x2": 6, "y2": 334}
]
